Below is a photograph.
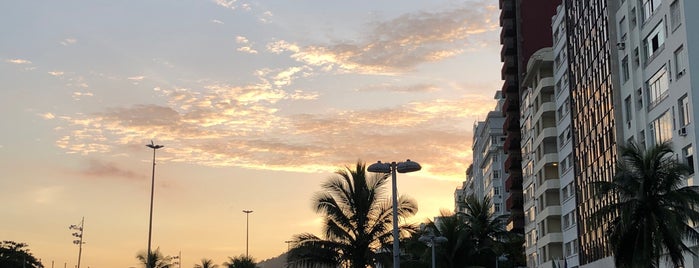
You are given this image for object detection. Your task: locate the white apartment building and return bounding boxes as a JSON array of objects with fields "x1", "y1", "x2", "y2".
[
  {"x1": 613, "y1": 0, "x2": 698, "y2": 265},
  {"x1": 455, "y1": 92, "x2": 508, "y2": 218},
  {"x1": 521, "y1": 48, "x2": 564, "y2": 268},
  {"x1": 552, "y1": 3, "x2": 580, "y2": 268}
]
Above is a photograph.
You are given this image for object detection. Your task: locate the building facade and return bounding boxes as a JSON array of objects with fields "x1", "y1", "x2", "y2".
[{"x1": 499, "y1": 0, "x2": 562, "y2": 234}]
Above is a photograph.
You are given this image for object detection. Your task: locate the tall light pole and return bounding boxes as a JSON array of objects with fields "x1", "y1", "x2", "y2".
[
  {"x1": 418, "y1": 227, "x2": 447, "y2": 268},
  {"x1": 243, "y1": 210, "x2": 253, "y2": 257},
  {"x1": 367, "y1": 159, "x2": 421, "y2": 268},
  {"x1": 69, "y1": 217, "x2": 85, "y2": 268},
  {"x1": 146, "y1": 140, "x2": 164, "y2": 268}
]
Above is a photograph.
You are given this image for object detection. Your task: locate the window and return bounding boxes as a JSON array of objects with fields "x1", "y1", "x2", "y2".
[
  {"x1": 670, "y1": 0, "x2": 682, "y2": 30},
  {"x1": 647, "y1": 66, "x2": 668, "y2": 107},
  {"x1": 619, "y1": 16, "x2": 627, "y2": 40},
  {"x1": 675, "y1": 46, "x2": 687, "y2": 78},
  {"x1": 684, "y1": 145, "x2": 694, "y2": 174},
  {"x1": 495, "y1": 203, "x2": 502, "y2": 213},
  {"x1": 650, "y1": 110, "x2": 673, "y2": 145},
  {"x1": 494, "y1": 186, "x2": 501, "y2": 196},
  {"x1": 625, "y1": 96, "x2": 633, "y2": 122},
  {"x1": 641, "y1": 0, "x2": 662, "y2": 22},
  {"x1": 633, "y1": 47, "x2": 640, "y2": 67},
  {"x1": 622, "y1": 55, "x2": 630, "y2": 82},
  {"x1": 631, "y1": 7, "x2": 638, "y2": 28},
  {"x1": 644, "y1": 22, "x2": 665, "y2": 62},
  {"x1": 679, "y1": 95, "x2": 691, "y2": 126}
]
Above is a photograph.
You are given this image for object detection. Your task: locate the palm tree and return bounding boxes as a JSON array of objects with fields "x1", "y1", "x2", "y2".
[
  {"x1": 136, "y1": 248, "x2": 173, "y2": 268},
  {"x1": 194, "y1": 258, "x2": 218, "y2": 268},
  {"x1": 593, "y1": 141, "x2": 699, "y2": 268},
  {"x1": 222, "y1": 255, "x2": 256, "y2": 268},
  {"x1": 420, "y1": 210, "x2": 471, "y2": 268},
  {"x1": 461, "y1": 195, "x2": 508, "y2": 267},
  {"x1": 287, "y1": 161, "x2": 419, "y2": 268}
]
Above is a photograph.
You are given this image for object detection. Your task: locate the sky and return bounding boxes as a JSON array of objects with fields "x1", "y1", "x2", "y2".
[{"x1": 0, "y1": 0, "x2": 503, "y2": 267}]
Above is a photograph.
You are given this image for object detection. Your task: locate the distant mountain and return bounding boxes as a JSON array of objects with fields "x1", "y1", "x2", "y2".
[{"x1": 258, "y1": 252, "x2": 287, "y2": 268}]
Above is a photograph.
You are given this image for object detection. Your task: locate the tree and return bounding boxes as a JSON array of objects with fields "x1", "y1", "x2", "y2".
[
  {"x1": 0, "y1": 241, "x2": 44, "y2": 268},
  {"x1": 461, "y1": 195, "x2": 508, "y2": 268},
  {"x1": 194, "y1": 258, "x2": 218, "y2": 268},
  {"x1": 287, "y1": 161, "x2": 419, "y2": 268},
  {"x1": 222, "y1": 255, "x2": 256, "y2": 268},
  {"x1": 136, "y1": 248, "x2": 173, "y2": 268},
  {"x1": 593, "y1": 141, "x2": 699, "y2": 268}
]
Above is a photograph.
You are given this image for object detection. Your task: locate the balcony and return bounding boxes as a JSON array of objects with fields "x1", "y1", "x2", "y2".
[
  {"x1": 499, "y1": 0, "x2": 515, "y2": 18},
  {"x1": 504, "y1": 153, "x2": 522, "y2": 171},
  {"x1": 504, "y1": 133, "x2": 521, "y2": 151},
  {"x1": 501, "y1": 56, "x2": 517, "y2": 79},
  {"x1": 505, "y1": 173, "x2": 523, "y2": 190},
  {"x1": 502, "y1": 97, "x2": 519, "y2": 112},
  {"x1": 504, "y1": 114, "x2": 520, "y2": 132},
  {"x1": 536, "y1": 179, "x2": 561, "y2": 197},
  {"x1": 505, "y1": 190, "x2": 523, "y2": 211},
  {"x1": 501, "y1": 36, "x2": 516, "y2": 58},
  {"x1": 501, "y1": 73, "x2": 517, "y2": 94}
]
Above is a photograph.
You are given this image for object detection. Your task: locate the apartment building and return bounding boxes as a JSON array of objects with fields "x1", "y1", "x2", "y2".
[
  {"x1": 552, "y1": 3, "x2": 580, "y2": 268},
  {"x1": 455, "y1": 93, "x2": 508, "y2": 217},
  {"x1": 499, "y1": 0, "x2": 561, "y2": 234},
  {"x1": 520, "y1": 48, "x2": 564, "y2": 268}
]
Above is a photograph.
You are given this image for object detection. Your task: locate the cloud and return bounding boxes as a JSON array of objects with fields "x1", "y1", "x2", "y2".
[
  {"x1": 51, "y1": 79, "x2": 494, "y2": 179},
  {"x1": 213, "y1": 0, "x2": 237, "y2": 9},
  {"x1": 236, "y1": 36, "x2": 258, "y2": 54},
  {"x1": 267, "y1": 3, "x2": 498, "y2": 74},
  {"x1": 128, "y1": 76, "x2": 146, "y2": 81},
  {"x1": 211, "y1": 19, "x2": 224, "y2": 24},
  {"x1": 60, "y1": 38, "x2": 77, "y2": 46},
  {"x1": 357, "y1": 83, "x2": 439, "y2": 93},
  {"x1": 6, "y1": 58, "x2": 32, "y2": 64},
  {"x1": 40, "y1": 112, "x2": 56, "y2": 119},
  {"x1": 48, "y1": 71, "x2": 65, "y2": 76},
  {"x1": 79, "y1": 159, "x2": 141, "y2": 181}
]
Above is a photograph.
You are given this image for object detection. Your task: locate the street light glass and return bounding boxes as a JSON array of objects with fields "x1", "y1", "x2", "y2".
[
  {"x1": 367, "y1": 161, "x2": 391, "y2": 173},
  {"x1": 397, "y1": 159, "x2": 421, "y2": 173}
]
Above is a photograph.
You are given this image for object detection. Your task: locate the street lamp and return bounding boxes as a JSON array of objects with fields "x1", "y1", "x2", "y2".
[
  {"x1": 146, "y1": 140, "x2": 164, "y2": 268},
  {"x1": 243, "y1": 210, "x2": 253, "y2": 257},
  {"x1": 418, "y1": 227, "x2": 447, "y2": 268},
  {"x1": 69, "y1": 217, "x2": 85, "y2": 268},
  {"x1": 367, "y1": 159, "x2": 421, "y2": 268}
]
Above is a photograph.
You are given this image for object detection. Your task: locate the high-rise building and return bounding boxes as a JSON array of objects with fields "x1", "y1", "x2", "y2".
[
  {"x1": 563, "y1": 0, "x2": 621, "y2": 266},
  {"x1": 520, "y1": 47, "x2": 564, "y2": 268},
  {"x1": 500, "y1": 0, "x2": 561, "y2": 233},
  {"x1": 563, "y1": 0, "x2": 699, "y2": 267},
  {"x1": 552, "y1": 3, "x2": 580, "y2": 268},
  {"x1": 455, "y1": 92, "x2": 507, "y2": 218}
]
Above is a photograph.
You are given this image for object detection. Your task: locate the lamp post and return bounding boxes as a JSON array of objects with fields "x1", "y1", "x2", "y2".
[
  {"x1": 146, "y1": 140, "x2": 164, "y2": 268},
  {"x1": 418, "y1": 227, "x2": 447, "y2": 268},
  {"x1": 243, "y1": 210, "x2": 253, "y2": 257},
  {"x1": 367, "y1": 159, "x2": 421, "y2": 268},
  {"x1": 69, "y1": 217, "x2": 85, "y2": 268}
]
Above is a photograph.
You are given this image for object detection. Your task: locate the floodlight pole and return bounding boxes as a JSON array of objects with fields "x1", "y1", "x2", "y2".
[{"x1": 146, "y1": 141, "x2": 164, "y2": 268}]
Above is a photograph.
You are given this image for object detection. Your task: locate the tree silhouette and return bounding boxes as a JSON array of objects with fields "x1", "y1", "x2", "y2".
[
  {"x1": 287, "y1": 161, "x2": 418, "y2": 268},
  {"x1": 0, "y1": 241, "x2": 44, "y2": 268},
  {"x1": 594, "y1": 141, "x2": 699, "y2": 267}
]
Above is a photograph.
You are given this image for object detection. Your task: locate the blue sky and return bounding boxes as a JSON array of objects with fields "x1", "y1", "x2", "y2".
[{"x1": 0, "y1": 0, "x2": 503, "y2": 267}]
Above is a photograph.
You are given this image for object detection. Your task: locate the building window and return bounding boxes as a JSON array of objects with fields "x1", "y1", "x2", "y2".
[
  {"x1": 619, "y1": 16, "x2": 627, "y2": 40},
  {"x1": 684, "y1": 145, "x2": 694, "y2": 174},
  {"x1": 650, "y1": 110, "x2": 673, "y2": 145},
  {"x1": 670, "y1": 0, "x2": 682, "y2": 30},
  {"x1": 633, "y1": 47, "x2": 640, "y2": 68},
  {"x1": 621, "y1": 55, "x2": 630, "y2": 82},
  {"x1": 631, "y1": 7, "x2": 638, "y2": 28},
  {"x1": 644, "y1": 22, "x2": 665, "y2": 62},
  {"x1": 641, "y1": 0, "x2": 662, "y2": 22},
  {"x1": 679, "y1": 95, "x2": 691, "y2": 126},
  {"x1": 624, "y1": 95, "x2": 633, "y2": 123},
  {"x1": 675, "y1": 46, "x2": 687, "y2": 79},
  {"x1": 494, "y1": 186, "x2": 501, "y2": 196},
  {"x1": 495, "y1": 203, "x2": 502, "y2": 213},
  {"x1": 647, "y1": 66, "x2": 668, "y2": 108}
]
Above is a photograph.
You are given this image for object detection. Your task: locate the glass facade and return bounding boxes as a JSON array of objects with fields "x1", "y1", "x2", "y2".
[{"x1": 564, "y1": 0, "x2": 618, "y2": 264}]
